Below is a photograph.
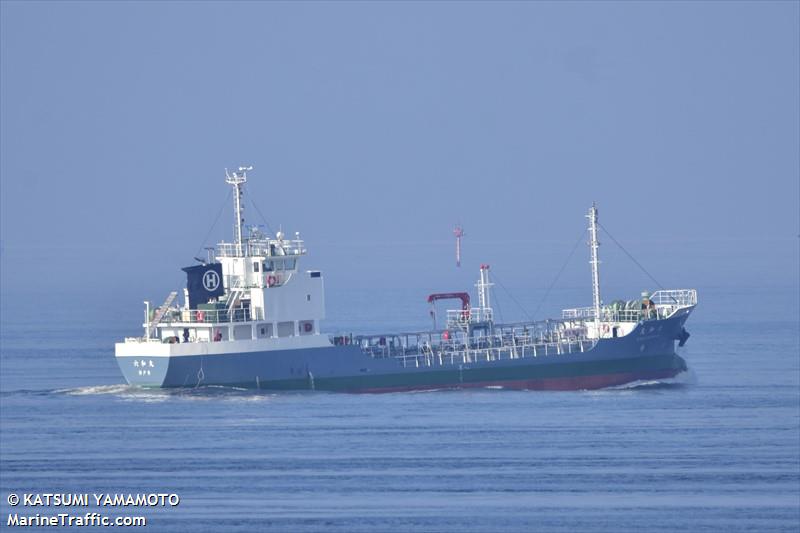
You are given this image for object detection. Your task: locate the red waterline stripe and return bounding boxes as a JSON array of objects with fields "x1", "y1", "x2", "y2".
[{"x1": 352, "y1": 369, "x2": 682, "y2": 394}]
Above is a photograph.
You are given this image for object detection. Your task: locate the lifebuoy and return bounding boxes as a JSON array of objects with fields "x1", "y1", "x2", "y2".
[
  {"x1": 196, "y1": 310, "x2": 205, "y2": 322},
  {"x1": 303, "y1": 322, "x2": 313, "y2": 333},
  {"x1": 267, "y1": 275, "x2": 277, "y2": 287},
  {"x1": 442, "y1": 330, "x2": 450, "y2": 340},
  {"x1": 601, "y1": 324, "x2": 609, "y2": 334}
]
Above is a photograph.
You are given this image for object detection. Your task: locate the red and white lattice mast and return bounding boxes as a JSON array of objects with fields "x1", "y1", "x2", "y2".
[{"x1": 453, "y1": 225, "x2": 464, "y2": 267}]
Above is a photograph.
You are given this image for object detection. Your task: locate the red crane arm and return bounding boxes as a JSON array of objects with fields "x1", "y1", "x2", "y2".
[{"x1": 427, "y1": 292, "x2": 470, "y2": 311}]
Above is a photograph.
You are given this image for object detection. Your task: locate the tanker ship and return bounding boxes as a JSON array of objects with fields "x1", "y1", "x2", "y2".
[{"x1": 115, "y1": 166, "x2": 695, "y2": 392}]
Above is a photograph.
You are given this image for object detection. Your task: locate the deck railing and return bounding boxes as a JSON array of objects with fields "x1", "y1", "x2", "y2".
[
  {"x1": 561, "y1": 306, "x2": 596, "y2": 320},
  {"x1": 446, "y1": 307, "x2": 494, "y2": 329},
  {"x1": 216, "y1": 239, "x2": 305, "y2": 258},
  {"x1": 650, "y1": 289, "x2": 697, "y2": 307},
  {"x1": 354, "y1": 320, "x2": 596, "y2": 369},
  {"x1": 156, "y1": 307, "x2": 261, "y2": 324},
  {"x1": 562, "y1": 289, "x2": 697, "y2": 322}
]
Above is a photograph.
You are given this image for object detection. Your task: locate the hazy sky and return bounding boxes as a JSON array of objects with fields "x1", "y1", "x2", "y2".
[{"x1": 1, "y1": 1, "x2": 798, "y2": 306}]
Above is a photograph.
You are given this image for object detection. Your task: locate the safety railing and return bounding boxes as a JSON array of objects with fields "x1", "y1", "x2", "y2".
[
  {"x1": 650, "y1": 289, "x2": 697, "y2": 319},
  {"x1": 562, "y1": 289, "x2": 697, "y2": 322},
  {"x1": 157, "y1": 307, "x2": 261, "y2": 324},
  {"x1": 394, "y1": 337, "x2": 593, "y2": 369},
  {"x1": 216, "y1": 239, "x2": 306, "y2": 258},
  {"x1": 562, "y1": 306, "x2": 596, "y2": 319},
  {"x1": 446, "y1": 308, "x2": 494, "y2": 329},
  {"x1": 650, "y1": 289, "x2": 697, "y2": 307},
  {"x1": 355, "y1": 320, "x2": 596, "y2": 369},
  {"x1": 124, "y1": 337, "x2": 162, "y2": 344},
  {"x1": 563, "y1": 306, "x2": 663, "y2": 322}
]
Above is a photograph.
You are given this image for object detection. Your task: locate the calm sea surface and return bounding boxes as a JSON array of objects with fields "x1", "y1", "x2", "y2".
[{"x1": 1, "y1": 286, "x2": 798, "y2": 532}]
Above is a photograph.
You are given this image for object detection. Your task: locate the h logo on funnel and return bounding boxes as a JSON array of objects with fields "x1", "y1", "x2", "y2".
[{"x1": 203, "y1": 270, "x2": 220, "y2": 292}]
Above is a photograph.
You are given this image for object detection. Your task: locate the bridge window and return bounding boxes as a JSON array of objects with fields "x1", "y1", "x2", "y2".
[
  {"x1": 256, "y1": 323, "x2": 273, "y2": 338},
  {"x1": 233, "y1": 325, "x2": 251, "y2": 340},
  {"x1": 277, "y1": 321, "x2": 294, "y2": 337}
]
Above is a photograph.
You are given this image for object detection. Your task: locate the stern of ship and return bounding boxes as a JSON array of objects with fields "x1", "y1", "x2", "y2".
[{"x1": 115, "y1": 340, "x2": 171, "y2": 387}]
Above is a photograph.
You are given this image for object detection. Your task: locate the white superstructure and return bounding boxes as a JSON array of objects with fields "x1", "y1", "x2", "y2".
[{"x1": 118, "y1": 167, "x2": 327, "y2": 357}]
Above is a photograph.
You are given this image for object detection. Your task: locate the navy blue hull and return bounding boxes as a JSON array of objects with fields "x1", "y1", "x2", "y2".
[{"x1": 117, "y1": 314, "x2": 690, "y2": 392}]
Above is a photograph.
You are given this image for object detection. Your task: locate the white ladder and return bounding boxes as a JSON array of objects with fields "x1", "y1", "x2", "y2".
[{"x1": 150, "y1": 291, "x2": 178, "y2": 326}]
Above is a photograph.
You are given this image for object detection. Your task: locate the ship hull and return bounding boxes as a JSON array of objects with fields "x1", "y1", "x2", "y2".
[
  {"x1": 116, "y1": 312, "x2": 690, "y2": 392},
  {"x1": 333, "y1": 356, "x2": 686, "y2": 393}
]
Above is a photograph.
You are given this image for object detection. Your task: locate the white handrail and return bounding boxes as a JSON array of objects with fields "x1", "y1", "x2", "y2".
[{"x1": 650, "y1": 289, "x2": 697, "y2": 306}]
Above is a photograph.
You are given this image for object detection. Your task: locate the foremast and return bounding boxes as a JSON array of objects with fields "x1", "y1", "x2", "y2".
[{"x1": 587, "y1": 203, "x2": 601, "y2": 332}]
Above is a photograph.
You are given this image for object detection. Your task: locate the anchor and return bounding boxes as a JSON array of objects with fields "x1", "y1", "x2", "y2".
[{"x1": 676, "y1": 328, "x2": 691, "y2": 347}]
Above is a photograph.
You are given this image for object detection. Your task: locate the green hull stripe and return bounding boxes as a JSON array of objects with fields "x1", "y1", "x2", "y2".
[{"x1": 249, "y1": 354, "x2": 685, "y2": 392}]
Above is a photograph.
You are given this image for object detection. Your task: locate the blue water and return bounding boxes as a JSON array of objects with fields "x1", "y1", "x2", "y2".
[{"x1": 1, "y1": 286, "x2": 798, "y2": 532}]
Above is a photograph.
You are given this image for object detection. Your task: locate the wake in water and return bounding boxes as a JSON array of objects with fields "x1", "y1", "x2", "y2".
[
  {"x1": 52, "y1": 384, "x2": 279, "y2": 402},
  {"x1": 602, "y1": 369, "x2": 697, "y2": 391},
  {"x1": 54, "y1": 384, "x2": 174, "y2": 403},
  {"x1": 54, "y1": 384, "x2": 134, "y2": 396}
]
